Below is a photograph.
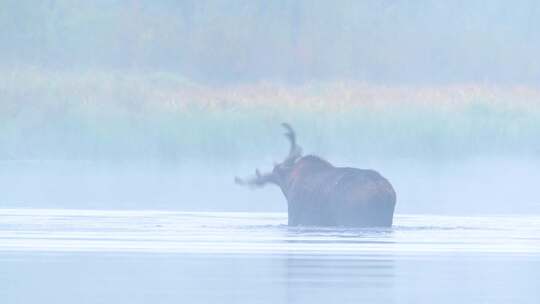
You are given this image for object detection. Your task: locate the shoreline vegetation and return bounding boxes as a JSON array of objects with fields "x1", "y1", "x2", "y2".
[{"x1": 2, "y1": 68, "x2": 539, "y2": 162}]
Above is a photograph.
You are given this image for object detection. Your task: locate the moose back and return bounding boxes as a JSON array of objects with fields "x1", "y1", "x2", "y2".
[{"x1": 235, "y1": 124, "x2": 396, "y2": 227}]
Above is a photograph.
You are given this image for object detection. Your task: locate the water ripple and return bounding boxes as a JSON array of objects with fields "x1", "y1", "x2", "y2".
[{"x1": 1, "y1": 209, "x2": 539, "y2": 256}]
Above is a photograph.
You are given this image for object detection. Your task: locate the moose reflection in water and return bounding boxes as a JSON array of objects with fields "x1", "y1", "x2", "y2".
[{"x1": 235, "y1": 123, "x2": 396, "y2": 227}]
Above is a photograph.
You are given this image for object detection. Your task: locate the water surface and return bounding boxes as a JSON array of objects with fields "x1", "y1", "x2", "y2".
[{"x1": 1, "y1": 209, "x2": 539, "y2": 303}]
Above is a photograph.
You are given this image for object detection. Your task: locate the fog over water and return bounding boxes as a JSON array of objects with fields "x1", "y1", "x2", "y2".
[
  {"x1": 2, "y1": 2, "x2": 540, "y2": 303},
  {"x1": 2, "y1": 73, "x2": 540, "y2": 214},
  {"x1": 1, "y1": 1, "x2": 540, "y2": 213}
]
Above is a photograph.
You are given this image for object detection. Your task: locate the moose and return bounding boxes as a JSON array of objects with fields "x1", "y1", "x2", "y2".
[{"x1": 235, "y1": 123, "x2": 396, "y2": 227}]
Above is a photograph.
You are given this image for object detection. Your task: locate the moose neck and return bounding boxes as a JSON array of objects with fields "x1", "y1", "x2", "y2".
[
  {"x1": 276, "y1": 156, "x2": 334, "y2": 199},
  {"x1": 271, "y1": 168, "x2": 296, "y2": 201}
]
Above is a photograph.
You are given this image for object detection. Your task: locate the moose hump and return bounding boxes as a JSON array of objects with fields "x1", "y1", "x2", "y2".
[{"x1": 235, "y1": 123, "x2": 396, "y2": 227}]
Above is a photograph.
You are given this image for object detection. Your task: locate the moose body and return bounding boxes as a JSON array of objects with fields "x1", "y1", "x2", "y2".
[{"x1": 236, "y1": 124, "x2": 396, "y2": 227}]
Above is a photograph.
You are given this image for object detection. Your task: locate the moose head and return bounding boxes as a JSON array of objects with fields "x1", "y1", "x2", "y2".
[{"x1": 235, "y1": 123, "x2": 303, "y2": 189}]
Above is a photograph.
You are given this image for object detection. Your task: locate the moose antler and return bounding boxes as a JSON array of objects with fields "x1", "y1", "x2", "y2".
[
  {"x1": 235, "y1": 169, "x2": 275, "y2": 188},
  {"x1": 281, "y1": 123, "x2": 302, "y2": 166},
  {"x1": 235, "y1": 123, "x2": 302, "y2": 187}
]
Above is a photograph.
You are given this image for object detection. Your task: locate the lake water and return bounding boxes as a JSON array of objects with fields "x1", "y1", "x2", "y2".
[{"x1": 1, "y1": 209, "x2": 539, "y2": 303}]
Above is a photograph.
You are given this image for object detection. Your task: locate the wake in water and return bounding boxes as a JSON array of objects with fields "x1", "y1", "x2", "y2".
[{"x1": 1, "y1": 209, "x2": 539, "y2": 255}]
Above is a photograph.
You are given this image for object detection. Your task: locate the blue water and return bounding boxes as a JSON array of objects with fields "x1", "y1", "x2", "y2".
[{"x1": 1, "y1": 209, "x2": 539, "y2": 303}]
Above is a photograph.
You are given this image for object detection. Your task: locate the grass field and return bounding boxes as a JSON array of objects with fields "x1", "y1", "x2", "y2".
[{"x1": 2, "y1": 67, "x2": 539, "y2": 162}]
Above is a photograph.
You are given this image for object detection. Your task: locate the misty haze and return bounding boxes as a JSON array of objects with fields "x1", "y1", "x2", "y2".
[{"x1": 1, "y1": 1, "x2": 539, "y2": 304}]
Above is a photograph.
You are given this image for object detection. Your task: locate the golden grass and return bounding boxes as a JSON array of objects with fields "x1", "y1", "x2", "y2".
[
  {"x1": 1, "y1": 67, "x2": 539, "y2": 161},
  {"x1": 2, "y1": 67, "x2": 540, "y2": 114}
]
